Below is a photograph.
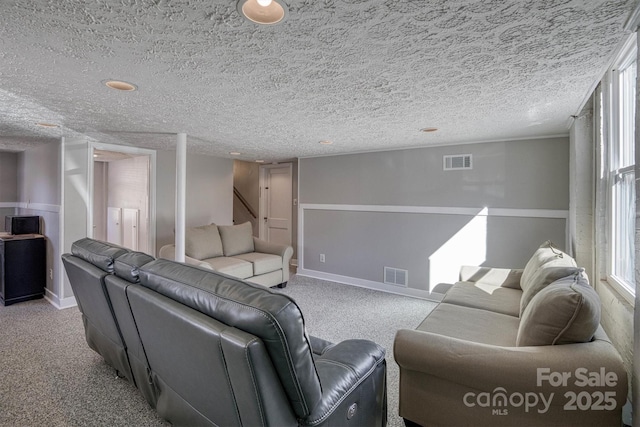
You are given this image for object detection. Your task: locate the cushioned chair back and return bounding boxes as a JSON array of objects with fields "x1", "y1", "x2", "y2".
[
  {"x1": 103, "y1": 251, "x2": 158, "y2": 408},
  {"x1": 137, "y1": 259, "x2": 323, "y2": 419},
  {"x1": 61, "y1": 238, "x2": 131, "y2": 382},
  {"x1": 125, "y1": 283, "x2": 298, "y2": 426}
]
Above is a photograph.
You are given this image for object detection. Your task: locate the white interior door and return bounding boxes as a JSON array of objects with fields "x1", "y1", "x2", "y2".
[
  {"x1": 123, "y1": 208, "x2": 139, "y2": 251},
  {"x1": 260, "y1": 164, "x2": 292, "y2": 246},
  {"x1": 107, "y1": 207, "x2": 122, "y2": 245}
]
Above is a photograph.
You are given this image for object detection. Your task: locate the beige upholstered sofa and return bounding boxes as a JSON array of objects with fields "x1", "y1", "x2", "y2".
[
  {"x1": 394, "y1": 241, "x2": 628, "y2": 427},
  {"x1": 159, "y1": 222, "x2": 293, "y2": 288}
]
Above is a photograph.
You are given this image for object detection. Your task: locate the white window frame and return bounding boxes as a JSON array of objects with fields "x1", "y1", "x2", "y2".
[{"x1": 604, "y1": 36, "x2": 637, "y2": 303}]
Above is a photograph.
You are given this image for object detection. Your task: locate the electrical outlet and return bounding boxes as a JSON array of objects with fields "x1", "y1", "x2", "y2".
[
  {"x1": 49, "y1": 268, "x2": 53, "y2": 280},
  {"x1": 320, "y1": 254, "x2": 325, "y2": 263}
]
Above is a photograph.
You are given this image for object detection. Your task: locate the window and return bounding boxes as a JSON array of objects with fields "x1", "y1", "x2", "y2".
[{"x1": 605, "y1": 39, "x2": 637, "y2": 299}]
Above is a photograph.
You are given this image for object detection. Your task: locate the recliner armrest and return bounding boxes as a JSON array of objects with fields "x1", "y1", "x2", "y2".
[{"x1": 305, "y1": 339, "x2": 386, "y2": 426}]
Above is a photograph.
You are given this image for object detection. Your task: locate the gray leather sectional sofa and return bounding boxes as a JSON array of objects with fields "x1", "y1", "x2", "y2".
[{"x1": 62, "y1": 238, "x2": 387, "y2": 426}]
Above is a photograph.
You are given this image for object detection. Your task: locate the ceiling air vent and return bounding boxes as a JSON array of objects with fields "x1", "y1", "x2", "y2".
[
  {"x1": 443, "y1": 154, "x2": 472, "y2": 171},
  {"x1": 384, "y1": 267, "x2": 408, "y2": 287}
]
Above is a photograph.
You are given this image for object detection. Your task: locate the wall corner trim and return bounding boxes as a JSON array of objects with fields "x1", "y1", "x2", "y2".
[{"x1": 44, "y1": 288, "x2": 77, "y2": 310}]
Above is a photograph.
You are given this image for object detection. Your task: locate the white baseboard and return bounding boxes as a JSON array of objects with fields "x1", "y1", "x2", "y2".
[
  {"x1": 290, "y1": 258, "x2": 298, "y2": 267},
  {"x1": 296, "y1": 268, "x2": 444, "y2": 302},
  {"x1": 44, "y1": 288, "x2": 77, "y2": 310}
]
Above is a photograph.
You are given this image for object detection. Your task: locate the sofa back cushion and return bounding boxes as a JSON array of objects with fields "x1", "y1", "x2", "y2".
[
  {"x1": 519, "y1": 241, "x2": 580, "y2": 315},
  {"x1": 185, "y1": 224, "x2": 223, "y2": 260},
  {"x1": 113, "y1": 251, "x2": 155, "y2": 283},
  {"x1": 138, "y1": 258, "x2": 321, "y2": 418},
  {"x1": 516, "y1": 272, "x2": 600, "y2": 346},
  {"x1": 71, "y1": 237, "x2": 128, "y2": 273},
  {"x1": 218, "y1": 221, "x2": 255, "y2": 256}
]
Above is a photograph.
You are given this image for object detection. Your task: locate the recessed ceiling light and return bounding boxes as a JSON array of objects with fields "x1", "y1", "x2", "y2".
[
  {"x1": 255, "y1": 159, "x2": 265, "y2": 163},
  {"x1": 237, "y1": 0, "x2": 288, "y2": 25},
  {"x1": 230, "y1": 152, "x2": 242, "y2": 156},
  {"x1": 35, "y1": 122, "x2": 59, "y2": 128},
  {"x1": 319, "y1": 140, "x2": 333, "y2": 145},
  {"x1": 420, "y1": 127, "x2": 438, "y2": 133},
  {"x1": 104, "y1": 80, "x2": 137, "y2": 91}
]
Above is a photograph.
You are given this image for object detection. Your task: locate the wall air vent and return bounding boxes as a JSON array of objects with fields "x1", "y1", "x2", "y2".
[
  {"x1": 443, "y1": 154, "x2": 472, "y2": 171},
  {"x1": 384, "y1": 267, "x2": 408, "y2": 287}
]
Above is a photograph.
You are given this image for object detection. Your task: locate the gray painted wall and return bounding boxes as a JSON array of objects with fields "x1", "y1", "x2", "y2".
[
  {"x1": 155, "y1": 150, "x2": 233, "y2": 256},
  {"x1": 0, "y1": 152, "x2": 18, "y2": 231},
  {"x1": 16, "y1": 141, "x2": 61, "y2": 298},
  {"x1": 299, "y1": 138, "x2": 569, "y2": 293},
  {"x1": 0, "y1": 152, "x2": 18, "y2": 202},
  {"x1": 300, "y1": 138, "x2": 569, "y2": 209}
]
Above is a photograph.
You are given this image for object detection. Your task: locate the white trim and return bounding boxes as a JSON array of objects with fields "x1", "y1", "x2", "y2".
[
  {"x1": 290, "y1": 258, "x2": 298, "y2": 267},
  {"x1": 606, "y1": 276, "x2": 635, "y2": 306},
  {"x1": 0, "y1": 202, "x2": 60, "y2": 213},
  {"x1": 300, "y1": 203, "x2": 569, "y2": 219},
  {"x1": 297, "y1": 268, "x2": 444, "y2": 302},
  {"x1": 44, "y1": 288, "x2": 77, "y2": 310}
]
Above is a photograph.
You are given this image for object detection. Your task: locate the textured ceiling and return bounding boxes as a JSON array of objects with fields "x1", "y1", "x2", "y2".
[{"x1": 0, "y1": 0, "x2": 636, "y2": 161}]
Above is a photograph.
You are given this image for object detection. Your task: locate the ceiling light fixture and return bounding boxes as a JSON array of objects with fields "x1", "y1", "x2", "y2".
[
  {"x1": 319, "y1": 140, "x2": 333, "y2": 145},
  {"x1": 104, "y1": 80, "x2": 137, "y2": 91},
  {"x1": 230, "y1": 151, "x2": 242, "y2": 156},
  {"x1": 255, "y1": 159, "x2": 265, "y2": 163},
  {"x1": 237, "y1": 0, "x2": 288, "y2": 25},
  {"x1": 420, "y1": 127, "x2": 438, "y2": 133}
]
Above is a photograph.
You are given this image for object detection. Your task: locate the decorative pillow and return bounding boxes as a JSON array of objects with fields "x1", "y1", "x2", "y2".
[
  {"x1": 519, "y1": 265, "x2": 583, "y2": 316},
  {"x1": 520, "y1": 241, "x2": 575, "y2": 292},
  {"x1": 185, "y1": 224, "x2": 223, "y2": 260},
  {"x1": 218, "y1": 221, "x2": 255, "y2": 256},
  {"x1": 516, "y1": 272, "x2": 600, "y2": 346}
]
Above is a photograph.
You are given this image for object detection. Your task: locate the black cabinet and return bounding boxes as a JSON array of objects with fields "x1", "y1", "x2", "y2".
[{"x1": 0, "y1": 234, "x2": 46, "y2": 306}]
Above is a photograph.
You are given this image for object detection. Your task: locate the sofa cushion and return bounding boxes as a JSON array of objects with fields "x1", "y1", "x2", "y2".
[
  {"x1": 71, "y1": 238, "x2": 128, "y2": 273},
  {"x1": 520, "y1": 265, "x2": 583, "y2": 316},
  {"x1": 185, "y1": 224, "x2": 223, "y2": 260},
  {"x1": 416, "y1": 303, "x2": 519, "y2": 347},
  {"x1": 519, "y1": 241, "x2": 580, "y2": 315},
  {"x1": 520, "y1": 241, "x2": 576, "y2": 292},
  {"x1": 246, "y1": 270, "x2": 284, "y2": 287},
  {"x1": 516, "y1": 272, "x2": 600, "y2": 346},
  {"x1": 113, "y1": 251, "x2": 155, "y2": 283},
  {"x1": 218, "y1": 222, "x2": 254, "y2": 257},
  {"x1": 203, "y1": 256, "x2": 253, "y2": 279},
  {"x1": 233, "y1": 252, "x2": 282, "y2": 275},
  {"x1": 442, "y1": 281, "x2": 522, "y2": 317}
]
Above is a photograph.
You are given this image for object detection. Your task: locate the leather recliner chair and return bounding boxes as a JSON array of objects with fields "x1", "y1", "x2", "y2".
[{"x1": 63, "y1": 238, "x2": 387, "y2": 426}]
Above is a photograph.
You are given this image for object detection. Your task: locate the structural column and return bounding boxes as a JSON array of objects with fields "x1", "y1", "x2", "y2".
[{"x1": 175, "y1": 133, "x2": 187, "y2": 262}]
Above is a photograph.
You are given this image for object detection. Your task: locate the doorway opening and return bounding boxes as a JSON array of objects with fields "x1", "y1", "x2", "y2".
[
  {"x1": 259, "y1": 163, "x2": 292, "y2": 247},
  {"x1": 88, "y1": 143, "x2": 156, "y2": 255}
]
